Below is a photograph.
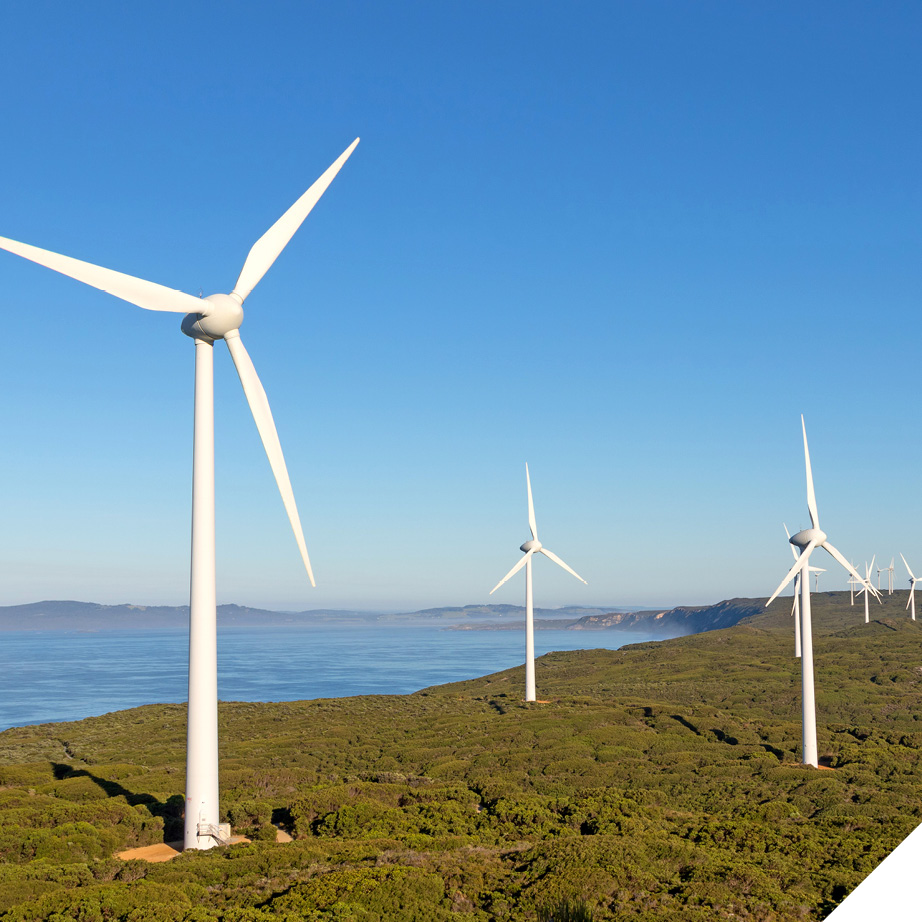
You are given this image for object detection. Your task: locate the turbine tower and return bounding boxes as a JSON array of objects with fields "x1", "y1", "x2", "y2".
[
  {"x1": 901, "y1": 554, "x2": 919, "y2": 621},
  {"x1": 490, "y1": 464, "x2": 587, "y2": 702},
  {"x1": 0, "y1": 139, "x2": 359, "y2": 849},
  {"x1": 767, "y1": 417, "x2": 875, "y2": 767},
  {"x1": 887, "y1": 557, "x2": 895, "y2": 594}
]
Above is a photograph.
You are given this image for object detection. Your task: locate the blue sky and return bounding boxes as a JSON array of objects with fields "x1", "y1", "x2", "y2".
[{"x1": 1, "y1": 2, "x2": 921, "y2": 610}]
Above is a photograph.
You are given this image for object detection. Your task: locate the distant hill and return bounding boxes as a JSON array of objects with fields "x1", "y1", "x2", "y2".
[
  {"x1": 0, "y1": 600, "x2": 635, "y2": 631},
  {"x1": 0, "y1": 601, "x2": 377, "y2": 631},
  {"x1": 567, "y1": 597, "x2": 769, "y2": 635},
  {"x1": 4, "y1": 591, "x2": 903, "y2": 637}
]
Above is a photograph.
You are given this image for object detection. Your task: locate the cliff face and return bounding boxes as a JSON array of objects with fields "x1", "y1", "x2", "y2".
[{"x1": 569, "y1": 597, "x2": 768, "y2": 635}]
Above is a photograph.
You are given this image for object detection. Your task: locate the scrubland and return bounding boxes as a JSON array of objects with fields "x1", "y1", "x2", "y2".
[{"x1": 1, "y1": 592, "x2": 920, "y2": 920}]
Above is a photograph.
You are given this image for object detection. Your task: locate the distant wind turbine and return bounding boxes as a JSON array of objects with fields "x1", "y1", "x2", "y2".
[
  {"x1": 856, "y1": 558, "x2": 877, "y2": 624},
  {"x1": 901, "y1": 554, "x2": 919, "y2": 621},
  {"x1": 0, "y1": 139, "x2": 360, "y2": 849},
  {"x1": 767, "y1": 417, "x2": 876, "y2": 767},
  {"x1": 490, "y1": 464, "x2": 587, "y2": 702},
  {"x1": 887, "y1": 557, "x2": 895, "y2": 594},
  {"x1": 812, "y1": 566, "x2": 826, "y2": 592}
]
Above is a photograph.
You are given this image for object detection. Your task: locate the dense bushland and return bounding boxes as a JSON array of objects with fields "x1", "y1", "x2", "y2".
[{"x1": 1, "y1": 592, "x2": 920, "y2": 919}]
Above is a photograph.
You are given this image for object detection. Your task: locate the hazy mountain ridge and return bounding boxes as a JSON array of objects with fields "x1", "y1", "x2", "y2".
[
  {"x1": 0, "y1": 600, "x2": 634, "y2": 631},
  {"x1": 9, "y1": 594, "x2": 880, "y2": 637}
]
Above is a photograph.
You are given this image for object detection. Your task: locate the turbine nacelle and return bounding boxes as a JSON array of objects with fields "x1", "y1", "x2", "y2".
[
  {"x1": 789, "y1": 527, "x2": 826, "y2": 549},
  {"x1": 181, "y1": 293, "x2": 245, "y2": 341},
  {"x1": 521, "y1": 539, "x2": 542, "y2": 553}
]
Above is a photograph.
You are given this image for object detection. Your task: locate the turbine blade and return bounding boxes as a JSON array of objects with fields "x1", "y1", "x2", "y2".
[
  {"x1": 526, "y1": 463, "x2": 538, "y2": 540},
  {"x1": 823, "y1": 542, "x2": 876, "y2": 596},
  {"x1": 224, "y1": 331, "x2": 315, "y2": 587},
  {"x1": 907, "y1": 586, "x2": 914, "y2": 611},
  {"x1": 784, "y1": 522, "x2": 799, "y2": 561},
  {"x1": 767, "y1": 540, "x2": 816, "y2": 606},
  {"x1": 489, "y1": 550, "x2": 532, "y2": 595},
  {"x1": 801, "y1": 415, "x2": 820, "y2": 530},
  {"x1": 902, "y1": 553, "x2": 916, "y2": 581},
  {"x1": 231, "y1": 139, "x2": 360, "y2": 303},
  {"x1": 0, "y1": 234, "x2": 202, "y2": 314},
  {"x1": 539, "y1": 547, "x2": 588, "y2": 585}
]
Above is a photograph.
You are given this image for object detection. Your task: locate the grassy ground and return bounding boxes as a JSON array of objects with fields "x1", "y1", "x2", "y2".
[{"x1": 0, "y1": 591, "x2": 920, "y2": 920}]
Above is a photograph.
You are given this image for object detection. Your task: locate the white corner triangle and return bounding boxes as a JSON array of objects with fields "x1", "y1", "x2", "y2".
[{"x1": 824, "y1": 820, "x2": 922, "y2": 919}]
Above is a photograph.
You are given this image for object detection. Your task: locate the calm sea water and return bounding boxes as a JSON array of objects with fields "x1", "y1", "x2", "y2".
[{"x1": 0, "y1": 625, "x2": 657, "y2": 730}]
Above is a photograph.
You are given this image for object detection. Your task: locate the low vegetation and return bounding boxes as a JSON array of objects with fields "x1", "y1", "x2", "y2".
[{"x1": 0, "y1": 591, "x2": 920, "y2": 920}]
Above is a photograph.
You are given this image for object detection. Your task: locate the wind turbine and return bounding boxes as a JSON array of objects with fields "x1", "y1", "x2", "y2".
[
  {"x1": 901, "y1": 554, "x2": 919, "y2": 621},
  {"x1": 856, "y1": 558, "x2": 876, "y2": 624},
  {"x1": 887, "y1": 557, "x2": 895, "y2": 594},
  {"x1": 767, "y1": 417, "x2": 876, "y2": 767},
  {"x1": 812, "y1": 566, "x2": 826, "y2": 592},
  {"x1": 490, "y1": 464, "x2": 587, "y2": 702},
  {"x1": 0, "y1": 139, "x2": 359, "y2": 849},
  {"x1": 848, "y1": 570, "x2": 858, "y2": 606}
]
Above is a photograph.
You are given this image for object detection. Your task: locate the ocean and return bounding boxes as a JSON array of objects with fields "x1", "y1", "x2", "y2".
[{"x1": 0, "y1": 624, "x2": 658, "y2": 731}]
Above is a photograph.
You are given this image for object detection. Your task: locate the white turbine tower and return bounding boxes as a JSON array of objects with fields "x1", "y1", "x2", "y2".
[
  {"x1": 856, "y1": 558, "x2": 877, "y2": 624},
  {"x1": 887, "y1": 557, "x2": 895, "y2": 594},
  {"x1": 490, "y1": 464, "x2": 587, "y2": 702},
  {"x1": 0, "y1": 139, "x2": 359, "y2": 849},
  {"x1": 900, "y1": 554, "x2": 919, "y2": 621},
  {"x1": 767, "y1": 417, "x2": 875, "y2": 768}
]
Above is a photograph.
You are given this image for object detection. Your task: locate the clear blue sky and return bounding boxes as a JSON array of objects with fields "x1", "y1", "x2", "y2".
[{"x1": 1, "y1": 2, "x2": 921, "y2": 610}]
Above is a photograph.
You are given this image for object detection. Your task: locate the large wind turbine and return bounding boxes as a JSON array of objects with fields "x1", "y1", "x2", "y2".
[
  {"x1": 490, "y1": 464, "x2": 587, "y2": 702},
  {"x1": 767, "y1": 417, "x2": 876, "y2": 767},
  {"x1": 0, "y1": 139, "x2": 359, "y2": 849},
  {"x1": 900, "y1": 554, "x2": 919, "y2": 621}
]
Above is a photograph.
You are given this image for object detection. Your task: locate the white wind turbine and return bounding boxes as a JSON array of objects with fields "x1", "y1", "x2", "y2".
[
  {"x1": 900, "y1": 554, "x2": 919, "y2": 621},
  {"x1": 856, "y1": 558, "x2": 876, "y2": 624},
  {"x1": 887, "y1": 557, "x2": 895, "y2": 594},
  {"x1": 490, "y1": 464, "x2": 587, "y2": 702},
  {"x1": 767, "y1": 417, "x2": 876, "y2": 767},
  {"x1": 784, "y1": 523, "x2": 828, "y2": 659},
  {"x1": 0, "y1": 139, "x2": 359, "y2": 849},
  {"x1": 812, "y1": 566, "x2": 826, "y2": 592}
]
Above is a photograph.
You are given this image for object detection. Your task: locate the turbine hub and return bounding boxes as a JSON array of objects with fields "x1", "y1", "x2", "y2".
[
  {"x1": 521, "y1": 539, "x2": 542, "y2": 553},
  {"x1": 789, "y1": 527, "x2": 826, "y2": 549},
  {"x1": 181, "y1": 293, "x2": 244, "y2": 341}
]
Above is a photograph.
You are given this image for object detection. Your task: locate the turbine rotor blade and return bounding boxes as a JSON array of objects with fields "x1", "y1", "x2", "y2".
[
  {"x1": 767, "y1": 540, "x2": 817, "y2": 606},
  {"x1": 539, "y1": 547, "x2": 588, "y2": 584},
  {"x1": 901, "y1": 553, "x2": 915, "y2": 581},
  {"x1": 526, "y1": 463, "x2": 538, "y2": 540},
  {"x1": 801, "y1": 415, "x2": 820, "y2": 530},
  {"x1": 231, "y1": 138, "x2": 360, "y2": 303},
  {"x1": 822, "y1": 541, "x2": 876, "y2": 596},
  {"x1": 784, "y1": 522, "x2": 799, "y2": 561},
  {"x1": 490, "y1": 550, "x2": 533, "y2": 595},
  {"x1": 907, "y1": 586, "x2": 914, "y2": 612},
  {"x1": 0, "y1": 234, "x2": 202, "y2": 314},
  {"x1": 224, "y1": 331, "x2": 315, "y2": 587}
]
